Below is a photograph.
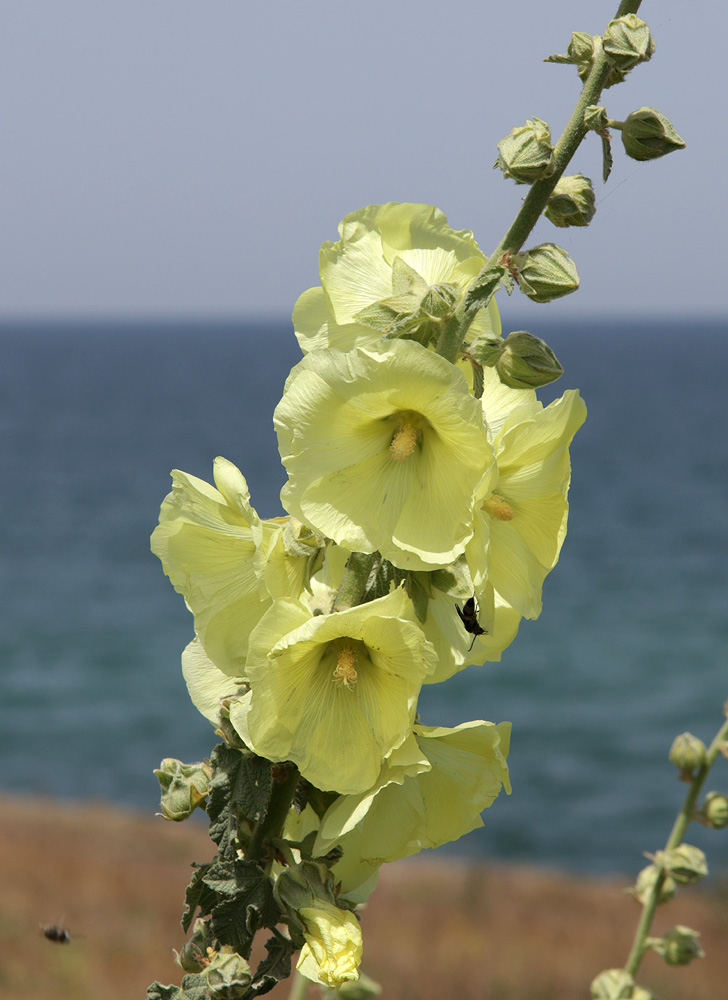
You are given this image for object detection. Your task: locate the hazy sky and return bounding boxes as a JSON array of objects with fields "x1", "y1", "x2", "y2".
[{"x1": 1, "y1": 0, "x2": 724, "y2": 322}]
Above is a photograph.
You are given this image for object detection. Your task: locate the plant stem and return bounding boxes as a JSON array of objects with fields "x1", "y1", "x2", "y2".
[
  {"x1": 287, "y1": 968, "x2": 310, "y2": 1000},
  {"x1": 624, "y1": 708, "x2": 728, "y2": 977},
  {"x1": 436, "y1": 0, "x2": 643, "y2": 363}
]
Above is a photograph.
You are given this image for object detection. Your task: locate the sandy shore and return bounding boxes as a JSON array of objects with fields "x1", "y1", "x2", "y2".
[{"x1": 1, "y1": 794, "x2": 726, "y2": 1000}]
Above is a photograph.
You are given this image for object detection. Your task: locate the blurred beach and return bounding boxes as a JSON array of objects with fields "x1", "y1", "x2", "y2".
[{"x1": 2, "y1": 794, "x2": 727, "y2": 1000}]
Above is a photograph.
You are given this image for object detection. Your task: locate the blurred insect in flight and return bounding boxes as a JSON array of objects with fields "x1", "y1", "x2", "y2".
[{"x1": 41, "y1": 924, "x2": 72, "y2": 944}]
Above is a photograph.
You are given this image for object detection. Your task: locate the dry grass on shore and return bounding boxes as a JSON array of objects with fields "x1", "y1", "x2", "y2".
[{"x1": 1, "y1": 794, "x2": 726, "y2": 1000}]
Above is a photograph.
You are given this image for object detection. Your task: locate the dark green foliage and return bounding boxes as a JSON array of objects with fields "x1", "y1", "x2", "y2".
[
  {"x1": 204, "y1": 860, "x2": 280, "y2": 956},
  {"x1": 248, "y1": 933, "x2": 297, "y2": 997},
  {"x1": 182, "y1": 862, "x2": 217, "y2": 932},
  {"x1": 146, "y1": 975, "x2": 210, "y2": 1000},
  {"x1": 207, "y1": 746, "x2": 273, "y2": 860}
]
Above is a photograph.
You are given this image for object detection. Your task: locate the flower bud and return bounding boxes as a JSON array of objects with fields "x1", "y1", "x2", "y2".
[
  {"x1": 650, "y1": 925, "x2": 705, "y2": 966},
  {"x1": 702, "y1": 791, "x2": 728, "y2": 829},
  {"x1": 154, "y1": 758, "x2": 211, "y2": 821},
  {"x1": 203, "y1": 946, "x2": 252, "y2": 999},
  {"x1": 545, "y1": 174, "x2": 596, "y2": 228},
  {"x1": 669, "y1": 732, "x2": 706, "y2": 772},
  {"x1": 174, "y1": 918, "x2": 209, "y2": 973},
  {"x1": 513, "y1": 244, "x2": 579, "y2": 302},
  {"x1": 590, "y1": 968, "x2": 635, "y2": 999},
  {"x1": 545, "y1": 31, "x2": 596, "y2": 83},
  {"x1": 495, "y1": 331, "x2": 563, "y2": 388},
  {"x1": 495, "y1": 117, "x2": 556, "y2": 184},
  {"x1": 603, "y1": 15, "x2": 655, "y2": 72},
  {"x1": 631, "y1": 864, "x2": 675, "y2": 905},
  {"x1": 620, "y1": 107, "x2": 685, "y2": 161},
  {"x1": 654, "y1": 844, "x2": 708, "y2": 886}
]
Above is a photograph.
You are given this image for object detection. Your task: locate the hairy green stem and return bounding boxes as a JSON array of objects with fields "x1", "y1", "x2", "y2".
[
  {"x1": 247, "y1": 764, "x2": 300, "y2": 872},
  {"x1": 332, "y1": 550, "x2": 377, "y2": 612},
  {"x1": 287, "y1": 968, "x2": 310, "y2": 1000},
  {"x1": 624, "y1": 709, "x2": 728, "y2": 977},
  {"x1": 436, "y1": 0, "x2": 643, "y2": 363}
]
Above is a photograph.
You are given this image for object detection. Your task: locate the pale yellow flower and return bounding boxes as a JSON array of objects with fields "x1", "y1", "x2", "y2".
[
  {"x1": 296, "y1": 901, "x2": 362, "y2": 989},
  {"x1": 276, "y1": 339, "x2": 494, "y2": 572},
  {"x1": 232, "y1": 588, "x2": 436, "y2": 794},
  {"x1": 151, "y1": 457, "x2": 308, "y2": 676},
  {"x1": 293, "y1": 202, "x2": 501, "y2": 355},
  {"x1": 467, "y1": 388, "x2": 586, "y2": 617},
  {"x1": 314, "y1": 721, "x2": 511, "y2": 885}
]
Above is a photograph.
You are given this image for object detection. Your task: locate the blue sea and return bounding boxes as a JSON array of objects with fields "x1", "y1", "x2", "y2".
[{"x1": 1, "y1": 317, "x2": 726, "y2": 876}]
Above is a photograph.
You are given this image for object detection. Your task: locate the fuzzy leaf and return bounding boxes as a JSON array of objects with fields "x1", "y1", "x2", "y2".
[
  {"x1": 207, "y1": 746, "x2": 273, "y2": 859},
  {"x1": 146, "y1": 975, "x2": 210, "y2": 1000},
  {"x1": 182, "y1": 863, "x2": 217, "y2": 932},
  {"x1": 207, "y1": 861, "x2": 280, "y2": 956},
  {"x1": 464, "y1": 267, "x2": 505, "y2": 311},
  {"x1": 248, "y1": 933, "x2": 297, "y2": 997},
  {"x1": 601, "y1": 130, "x2": 614, "y2": 183},
  {"x1": 470, "y1": 360, "x2": 484, "y2": 398}
]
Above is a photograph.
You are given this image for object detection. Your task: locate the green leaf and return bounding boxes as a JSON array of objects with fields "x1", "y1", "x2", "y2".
[
  {"x1": 182, "y1": 863, "x2": 217, "y2": 932},
  {"x1": 237, "y1": 755, "x2": 273, "y2": 825},
  {"x1": 206, "y1": 861, "x2": 280, "y2": 956},
  {"x1": 249, "y1": 932, "x2": 296, "y2": 997},
  {"x1": 601, "y1": 130, "x2": 614, "y2": 183},
  {"x1": 470, "y1": 360, "x2": 484, "y2": 399},
  {"x1": 146, "y1": 975, "x2": 210, "y2": 1000},
  {"x1": 465, "y1": 266, "x2": 506, "y2": 311},
  {"x1": 207, "y1": 747, "x2": 273, "y2": 859}
]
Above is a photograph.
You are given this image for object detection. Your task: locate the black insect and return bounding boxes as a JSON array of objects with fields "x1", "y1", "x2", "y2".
[
  {"x1": 456, "y1": 596, "x2": 487, "y2": 650},
  {"x1": 41, "y1": 924, "x2": 71, "y2": 944}
]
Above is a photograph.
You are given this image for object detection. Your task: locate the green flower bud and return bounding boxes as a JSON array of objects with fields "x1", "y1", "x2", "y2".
[
  {"x1": 174, "y1": 918, "x2": 210, "y2": 973},
  {"x1": 495, "y1": 331, "x2": 563, "y2": 388},
  {"x1": 545, "y1": 174, "x2": 596, "y2": 228},
  {"x1": 603, "y1": 15, "x2": 655, "y2": 72},
  {"x1": 513, "y1": 244, "x2": 579, "y2": 302},
  {"x1": 154, "y1": 758, "x2": 211, "y2": 821},
  {"x1": 590, "y1": 968, "x2": 635, "y2": 999},
  {"x1": 669, "y1": 732, "x2": 706, "y2": 772},
  {"x1": 495, "y1": 117, "x2": 556, "y2": 184},
  {"x1": 546, "y1": 32, "x2": 626, "y2": 88},
  {"x1": 650, "y1": 925, "x2": 705, "y2": 966},
  {"x1": 631, "y1": 864, "x2": 675, "y2": 905},
  {"x1": 620, "y1": 107, "x2": 685, "y2": 162},
  {"x1": 203, "y1": 947, "x2": 252, "y2": 999},
  {"x1": 702, "y1": 791, "x2": 728, "y2": 829},
  {"x1": 545, "y1": 31, "x2": 596, "y2": 83},
  {"x1": 654, "y1": 844, "x2": 708, "y2": 886}
]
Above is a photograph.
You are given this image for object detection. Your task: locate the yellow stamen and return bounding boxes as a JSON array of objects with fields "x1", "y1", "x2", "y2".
[
  {"x1": 482, "y1": 493, "x2": 515, "y2": 521},
  {"x1": 389, "y1": 423, "x2": 418, "y2": 460},
  {"x1": 332, "y1": 646, "x2": 358, "y2": 689}
]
